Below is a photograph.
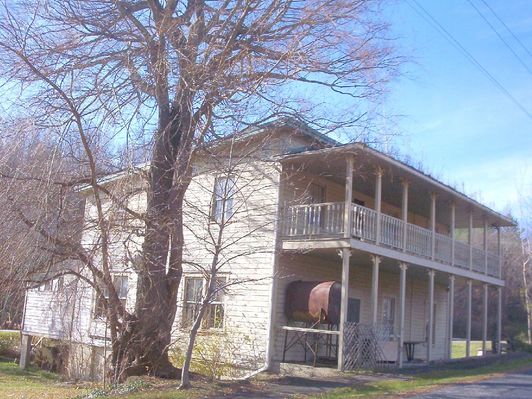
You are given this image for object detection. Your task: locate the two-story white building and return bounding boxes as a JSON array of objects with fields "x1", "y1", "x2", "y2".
[{"x1": 20, "y1": 119, "x2": 513, "y2": 379}]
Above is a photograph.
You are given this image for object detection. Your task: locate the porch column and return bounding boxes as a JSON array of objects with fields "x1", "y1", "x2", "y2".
[
  {"x1": 401, "y1": 180, "x2": 409, "y2": 252},
  {"x1": 344, "y1": 156, "x2": 355, "y2": 239},
  {"x1": 375, "y1": 168, "x2": 383, "y2": 245},
  {"x1": 398, "y1": 262, "x2": 408, "y2": 367},
  {"x1": 482, "y1": 283, "x2": 488, "y2": 355},
  {"x1": 448, "y1": 275, "x2": 455, "y2": 360},
  {"x1": 450, "y1": 202, "x2": 456, "y2": 266},
  {"x1": 466, "y1": 279, "x2": 472, "y2": 357},
  {"x1": 430, "y1": 193, "x2": 437, "y2": 260},
  {"x1": 468, "y1": 211, "x2": 473, "y2": 271},
  {"x1": 427, "y1": 269, "x2": 435, "y2": 362},
  {"x1": 370, "y1": 255, "x2": 381, "y2": 325},
  {"x1": 484, "y1": 219, "x2": 489, "y2": 275},
  {"x1": 19, "y1": 334, "x2": 32, "y2": 370},
  {"x1": 497, "y1": 286, "x2": 502, "y2": 354},
  {"x1": 338, "y1": 248, "x2": 351, "y2": 371},
  {"x1": 497, "y1": 226, "x2": 502, "y2": 279}
]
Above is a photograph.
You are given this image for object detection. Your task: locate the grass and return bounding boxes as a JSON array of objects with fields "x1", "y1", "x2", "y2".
[
  {"x1": 1, "y1": 351, "x2": 530, "y2": 399},
  {"x1": 0, "y1": 358, "x2": 90, "y2": 399},
  {"x1": 314, "y1": 355, "x2": 532, "y2": 399},
  {"x1": 452, "y1": 340, "x2": 492, "y2": 359}
]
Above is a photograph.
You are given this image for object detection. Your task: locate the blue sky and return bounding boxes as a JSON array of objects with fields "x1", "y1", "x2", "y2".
[{"x1": 383, "y1": 0, "x2": 532, "y2": 220}]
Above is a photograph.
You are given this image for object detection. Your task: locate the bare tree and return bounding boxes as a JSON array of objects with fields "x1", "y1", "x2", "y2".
[{"x1": 0, "y1": 0, "x2": 400, "y2": 380}]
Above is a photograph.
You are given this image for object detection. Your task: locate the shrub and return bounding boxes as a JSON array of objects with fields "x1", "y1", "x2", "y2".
[{"x1": 0, "y1": 331, "x2": 19, "y2": 358}]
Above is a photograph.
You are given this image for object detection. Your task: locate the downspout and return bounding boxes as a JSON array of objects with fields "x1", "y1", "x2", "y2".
[
  {"x1": 265, "y1": 161, "x2": 283, "y2": 371},
  {"x1": 239, "y1": 161, "x2": 283, "y2": 380}
]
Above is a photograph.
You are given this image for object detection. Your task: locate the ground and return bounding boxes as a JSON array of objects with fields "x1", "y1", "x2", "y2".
[
  {"x1": 1, "y1": 352, "x2": 531, "y2": 399},
  {"x1": 409, "y1": 368, "x2": 532, "y2": 398}
]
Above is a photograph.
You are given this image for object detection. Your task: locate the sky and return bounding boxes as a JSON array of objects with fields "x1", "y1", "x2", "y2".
[{"x1": 383, "y1": 0, "x2": 532, "y2": 221}]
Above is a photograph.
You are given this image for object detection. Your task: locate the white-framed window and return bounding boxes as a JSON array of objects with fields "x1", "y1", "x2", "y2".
[
  {"x1": 182, "y1": 276, "x2": 226, "y2": 329},
  {"x1": 94, "y1": 275, "x2": 129, "y2": 319},
  {"x1": 212, "y1": 176, "x2": 236, "y2": 223},
  {"x1": 38, "y1": 276, "x2": 64, "y2": 292},
  {"x1": 382, "y1": 296, "x2": 396, "y2": 335}
]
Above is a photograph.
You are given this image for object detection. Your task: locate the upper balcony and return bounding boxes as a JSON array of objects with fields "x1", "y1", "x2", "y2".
[
  {"x1": 277, "y1": 143, "x2": 514, "y2": 285},
  {"x1": 281, "y1": 201, "x2": 501, "y2": 278}
]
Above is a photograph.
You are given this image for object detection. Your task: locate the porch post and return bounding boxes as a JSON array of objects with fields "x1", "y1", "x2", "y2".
[
  {"x1": 370, "y1": 255, "x2": 381, "y2": 325},
  {"x1": 19, "y1": 334, "x2": 32, "y2": 370},
  {"x1": 468, "y1": 211, "x2": 473, "y2": 271},
  {"x1": 401, "y1": 180, "x2": 409, "y2": 252},
  {"x1": 447, "y1": 275, "x2": 455, "y2": 359},
  {"x1": 450, "y1": 202, "x2": 456, "y2": 267},
  {"x1": 398, "y1": 262, "x2": 408, "y2": 367},
  {"x1": 482, "y1": 283, "x2": 488, "y2": 355},
  {"x1": 466, "y1": 279, "x2": 472, "y2": 357},
  {"x1": 344, "y1": 156, "x2": 354, "y2": 239},
  {"x1": 430, "y1": 193, "x2": 437, "y2": 260},
  {"x1": 338, "y1": 248, "x2": 351, "y2": 371},
  {"x1": 497, "y1": 286, "x2": 502, "y2": 354},
  {"x1": 375, "y1": 168, "x2": 383, "y2": 245},
  {"x1": 427, "y1": 269, "x2": 435, "y2": 362},
  {"x1": 484, "y1": 219, "x2": 488, "y2": 275},
  {"x1": 497, "y1": 226, "x2": 502, "y2": 279}
]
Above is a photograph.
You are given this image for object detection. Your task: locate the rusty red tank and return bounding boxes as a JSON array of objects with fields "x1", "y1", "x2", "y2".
[{"x1": 285, "y1": 280, "x2": 341, "y2": 325}]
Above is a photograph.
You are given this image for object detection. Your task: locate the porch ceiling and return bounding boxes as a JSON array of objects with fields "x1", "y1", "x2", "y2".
[
  {"x1": 280, "y1": 144, "x2": 514, "y2": 229},
  {"x1": 284, "y1": 248, "x2": 461, "y2": 287}
]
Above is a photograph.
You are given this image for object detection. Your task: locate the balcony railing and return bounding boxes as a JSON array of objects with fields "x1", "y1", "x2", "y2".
[{"x1": 281, "y1": 202, "x2": 501, "y2": 278}]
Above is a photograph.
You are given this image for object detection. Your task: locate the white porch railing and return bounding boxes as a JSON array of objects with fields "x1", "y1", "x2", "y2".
[{"x1": 281, "y1": 202, "x2": 501, "y2": 278}]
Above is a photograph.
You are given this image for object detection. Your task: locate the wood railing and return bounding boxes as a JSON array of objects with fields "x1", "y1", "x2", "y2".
[{"x1": 281, "y1": 202, "x2": 501, "y2": 278}]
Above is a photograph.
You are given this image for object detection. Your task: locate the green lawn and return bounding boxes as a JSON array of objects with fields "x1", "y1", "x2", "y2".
[
  {"x1": 0, "y1": 359, "x2": 90, "y2": 399},
  {"x1": 452, "y1": 340, "x2": 492, "y2": 359}
]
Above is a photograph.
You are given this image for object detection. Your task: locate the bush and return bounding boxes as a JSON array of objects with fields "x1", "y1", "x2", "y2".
[
  {"x1": 169, "y1": 330, "x2": 256, "y2": 381},
  {"x1": 0, "y1": 331, "x2": 19, "y2": 358}
]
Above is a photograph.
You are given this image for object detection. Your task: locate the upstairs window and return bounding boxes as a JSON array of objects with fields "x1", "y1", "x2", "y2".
[
  {"x1": 182, "y1": 276, "x2": 226, "y2": 329},
  {"x1": 212, "y1": 176, "x2": 236, "y2": 223},
  {"x1": 37, "y1": 277, "x2": 64, "y2": 292},
  {"x1": 94, "y1": 275, "x2": 129, "y2": 319}
]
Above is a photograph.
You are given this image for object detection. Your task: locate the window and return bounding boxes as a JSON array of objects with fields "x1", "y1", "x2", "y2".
[
  {"x1": 212, "y1": 176, "x2": 236, "y2": 223},
  {"x1": 38, "y1": 277, "x2": 63, "y2": 292},
  {"x1": 382, "y1": 296, "x2": 396, "y2": 335},
  {"x1": 182, "y1": 276, "x2": 226, "y2": 329},
  {"x1": 94, "y1": 275, "x2": 129, "y2": 318},
  {"x1": 305, "y1": 183, "x2": 325, "y2": 204},
  {"x1": 347, "y1": 298, "x2": 361, "y2": 323}
]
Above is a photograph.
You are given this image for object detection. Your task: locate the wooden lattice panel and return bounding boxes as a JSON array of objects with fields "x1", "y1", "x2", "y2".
[{"x1": 343, "y1": 322, "x2": 390, "y2": 371}]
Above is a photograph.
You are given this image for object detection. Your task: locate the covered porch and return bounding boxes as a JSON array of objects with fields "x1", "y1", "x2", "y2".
[{"x1": 273, "y1": 248, "x2": 503, "y2": 371}]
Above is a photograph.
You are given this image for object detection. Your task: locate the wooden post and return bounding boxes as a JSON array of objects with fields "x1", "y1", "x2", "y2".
[
  {"x1": 484, "y1": 219, "x2": 488, "y2": 275},
  {"x1": 469, "y1": 211, "x2": 473, "y2": 271},
  {"x1": 427, "y1": 270, "x2": 435, "y2": 362},
  {"x1": 370, "y1": 255, "x2": 381, "y2": 325},
  {"x1": 401, "y1": 180, "x2": 409, "y2": 252},
  {"x1": 466, "y1": 279, "x2": 472, "y2": 357},
  {"x1": 497, "y1": 226, "x2": 502, "y2": 279},
  {"x1": 450, "y1": 203, "x2": 456, "y2": 267},
  {"x1": 338, "y1": 248, "x2": 351, "y2": 370},
  {"x1": 344, "y1": 156, "x2": 354, "y2": 239},
  {"x1": 398, "y1": 262, "x2": 408, "y2": 367},
  {"x1": 375, "y1": 168, "x2": 383, "y2": 245},
  {"x1": 19, "y1": 334, "x2": 32, "y2": 370},
  {"x1": 448, "y1": 275, "x2": 455, "y2": 360},
  {"x1": 497, "y1": 286, "x2": 502, "y2": 354},
  {"x1": 482, "y1": 283, "x2": 488, "y2": 355},
  {"x1": 430, "y1": 193, "x2": 437, "y2": 260}
]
